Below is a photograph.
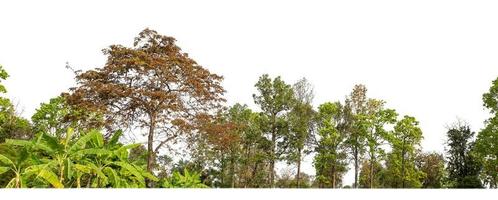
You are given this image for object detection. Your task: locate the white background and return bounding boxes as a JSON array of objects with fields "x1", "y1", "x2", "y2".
[{"x1": 1, "y1": 0, "x2": 498, "y2": 190}]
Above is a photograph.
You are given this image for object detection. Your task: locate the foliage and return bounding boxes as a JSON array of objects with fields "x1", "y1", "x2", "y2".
[
  {"x1": 415, "y1": 152, "x2": 446, "y2": 188},
  {"x1": 32, "y1": 96, "x2": 104, "y2": 139},
  {"x1": 445, "y1": 122, "x2": 483, "y2": 188},
  {"x1": 253, "y1": 74, "x2": 294, "y2": 187},
  {"x1": 0, "y1": 129, "x2": 158, "y2": 188},
  {"x1": 313, "y1": 102, "x2": 348, "y2": 188},
  {"x1": 162, "y1": 169, "x2": 208, "y2": 188},
  {"x1": 65, "y1": 29, "x2": 225, "y2": 187},
  {"x1": 383, "y1": 116, "x2": 425, "y2": 188},
  {"x1": 474, "y1": 77, "x2": 498, "y2": 188}
]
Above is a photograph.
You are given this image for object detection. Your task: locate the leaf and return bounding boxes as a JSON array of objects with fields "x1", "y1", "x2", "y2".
[
  {"x1": 76, "y1": 148, "x2": 112, "y2": 156},
  {"x1": 113, "y1": 161, "x2": 144, "y2": 183},
  {"x1": 0, "y1": 154, "x2": 15, "y2": 167},
  {"x1": 108, "y1": 130, "x2": 123, "y2": 147},
  {"x1": 74, "y1": 164, "x2": 92, "y2": 174},
  {"x1": 103, "y1": 167, "x2": 120, "y2": 188},
  {"x1": 6, "y1": 139, "x2": 33, "y2": 148},
  {"x1": 69, "y1": 130, "x2": 99, "y2": 152},
  {"x1": 0, "y1": 166, "x2": 10, "y2": 175},
  {"x1": 65, "y1": 127, "x2": 75, "y2": 148},
  {"x1": 25, "y1": 165, "x2": 64, "y2": 188}
]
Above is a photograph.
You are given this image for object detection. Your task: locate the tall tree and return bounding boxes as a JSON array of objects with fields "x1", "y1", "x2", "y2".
[
  {"x1": 253, "y1": 74, "x2": 294, "y2": 187},
  {"x1": 384, "y1": 116, "x2": 424, "y2": 188},
  {"x1": 313, "y1": 102, "x2": 348, "y2": 188},
  {"x1": 474, "y1": 77, "x2": 498, "y2": 188},
  {"x1": 445, "y1": 122, "x2": 482, "y2": 188},
  {"x1": 66, "y1": 29, "x2": 225, "y2": 187},
  {"x1": 362, "y1": 99, "x2": 397, "y2": 188},
  {"x1": 282, "y1": 78, "x2": 315, "y2": 188},
  {"x1": 343, "y1": 84, "x2": 368, "y2": 188}
]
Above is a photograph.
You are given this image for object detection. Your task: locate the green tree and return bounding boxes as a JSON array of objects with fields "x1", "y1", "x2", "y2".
[
  {"x1": 282, "y1": 78, "x2": 315, "y2": 188},
  {"x1": 445, "y1": 122, "x2": 482, "y2": 188},
  {"x1": 343, "y1": 84, "x2": 369, "y2": 188},
  {"x1": 362, "y1": 99, "x2": 397, "y2": 188},
  {"x1": 384, "y1": 116, "x2": 424, "y2": 188},
  {"x1": 313, "y1": 102, "x2": 348, "y2": 188},
  {"x1": 66, "y1": 29, "x2": 225, "y2": 187},
  {"x1": 0, "y1": 65, "x2": 32, "y2": 143},
  {"x1": 474, "y1": 77, "x2": 498, "y2": 188},
  {"x1": 253, "y1": 74, "x2": 294, "y2": 187},
  {"x1": 31, "y1": 96, "x2": 104, "y2": 139}
]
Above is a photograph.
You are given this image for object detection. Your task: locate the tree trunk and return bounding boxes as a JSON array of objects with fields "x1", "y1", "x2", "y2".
[
  {"x1": 332, "y1": 165, "x2": 336, "y2": 188},
  {"x1": 146, "y1": 115, "x2": 156, "y2": 188},
  {"x1": 370, "y1": 151, "x2": 375, "y2": 188},
  {"x1": 296, "y1": 149, "x2": 301, "y2": 188},
  {"x1": 354, "y1": 147, "x2": 359, "y2": 188},
  {"x1": 269, "y1": 116, "x2": 276, "y2": 188}
]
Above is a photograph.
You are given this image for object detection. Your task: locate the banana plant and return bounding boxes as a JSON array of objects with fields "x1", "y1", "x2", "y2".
[
  {"x1": 162, "y1": 169, "x2": 208, "y2": 188},
  {"x1": 1, "y1": 129, "x2": 158, "y2": 188}
]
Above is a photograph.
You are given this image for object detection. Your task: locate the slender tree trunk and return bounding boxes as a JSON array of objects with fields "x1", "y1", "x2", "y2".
[
  {"x1": 296, "y1": 149, "x2": 301, "y2": 188},
  {"x1": 230, "y1": 153, "x2": 236, "y2": 188},
  {"x1": 332, "y1": 165, "x2": 336, "y2": 188},
  {"x1": 354, "y1": 147, "x2": 359, "y2": 188},
  {"x1": 370, "y1": 151, "x2": 375, "y2": 188},
  {"x1": 269, "y1": 114, "x2": 276, "y2": 188},
  {"x1": 146, "y1": 115, "x2": 156, "y2": 188}
]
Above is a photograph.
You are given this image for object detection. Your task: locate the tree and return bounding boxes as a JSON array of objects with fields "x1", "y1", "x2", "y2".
[
  {"x1": 343, "y1": 84, "x2": 369, "y2": 188},
  {"x1": 416, "y1": 152, "x2": 446, "y2": 188},
  {"x1": 313, "y1": 102, "x2": 348, "y2": 188},
  {"x1": 0, "y1": 65, "x2": 32, "y2": 143},
  {"x1": 282, "y1": 78, "x2": 315, "y2": 188},
  {"x1": 474, "y1": 77, "x2": 498, "y2": 188},
  {"x1": 362, "y1": 99, "x2": 397, "y2": 188},
  {"x1": 253, "y1": 74, "x2": 294, "y2": 187},
  {"x1": 66, "y1": 29, "x2": 225, "y2": 187},
  {"x1": 32, "y1": 96, "x2": 104, "y2": 139},
  {"x1": 445, "y1": 122, "x2": 482, "y2": 188},
  {"x1": 384, "y1": 116, "x2": 424, "y2": 188}
]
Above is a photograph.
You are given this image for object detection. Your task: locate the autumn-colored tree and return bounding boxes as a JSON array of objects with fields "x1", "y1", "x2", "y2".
[
  {"x1": 416, "y1": 152, "x2": 446, "y2": 188},
  {"x1": 66, "y1": 29, "x2": 225, "y2": 187},
  {"x1": 253, "y1": 74, "x2": 294, "y2": 187}
]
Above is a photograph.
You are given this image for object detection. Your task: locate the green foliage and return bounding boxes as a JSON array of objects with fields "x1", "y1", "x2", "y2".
[
  {"x1": 383, "y1": 116, "x2": 425, "y2": 188},
  {"x1": 0, "y1": 129, "x2": 157, "y2": 188},
  {"x1": 253, "y1": 74, "x2": 295, "y2": 186},
  {"x1": 162, "y1": 169, "x2": 208, "y2": 188},
  {"x1": 313, "y1": 102, "x2": 348, "y2": 188},
  {"x1": 0, "y1": 65, "x2": 33, "y2": 143},
  {"x1": 475, "y1": 77, "x2": 498, "y2": 188},
  {"x1": 445, "y1": 123, "x2": 482, "y2": 188},
  {"x1": 31, "y1": 96, "x2": 104, "y2": 139}
]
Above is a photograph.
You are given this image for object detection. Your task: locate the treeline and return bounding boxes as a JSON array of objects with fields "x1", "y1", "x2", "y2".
[{"x1": 0, "y1": 29, "x2": 497, "y2": 189}]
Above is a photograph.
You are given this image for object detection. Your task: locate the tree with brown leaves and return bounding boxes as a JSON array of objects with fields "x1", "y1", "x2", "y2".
[{"x1": 66, "y1": 29, "x2": 225, "y2": 187}]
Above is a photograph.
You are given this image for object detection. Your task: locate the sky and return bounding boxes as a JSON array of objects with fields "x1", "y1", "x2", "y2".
[{"x1": 1, "y1": 0, "x2": 498, "y2": 186}]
